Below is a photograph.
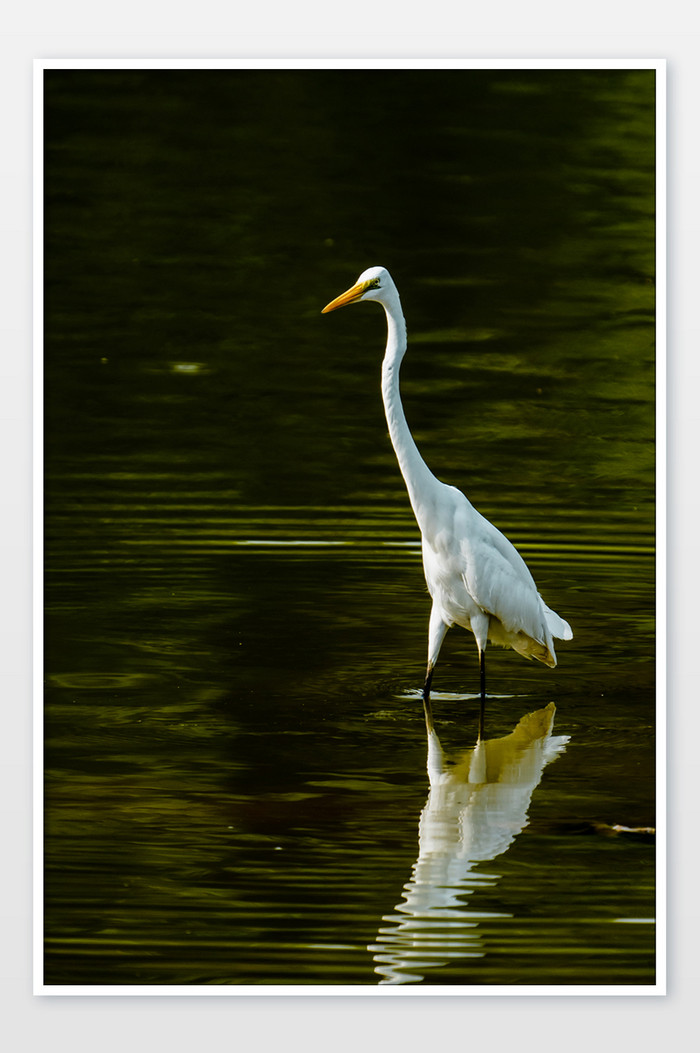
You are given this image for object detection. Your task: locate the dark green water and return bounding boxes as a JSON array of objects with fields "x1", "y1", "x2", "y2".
[{"x1": 43, "y1": 67, "x2": 657, "y2": 987}]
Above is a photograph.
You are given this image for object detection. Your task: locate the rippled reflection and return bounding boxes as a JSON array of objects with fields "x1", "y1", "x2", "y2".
[{"x1": 370, "y1": 702, "x2": 569, "y2": 985}]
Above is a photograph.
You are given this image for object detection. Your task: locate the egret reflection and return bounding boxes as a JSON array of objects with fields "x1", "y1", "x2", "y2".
[{"x1": 370, "y1": 702, "x2": 569, "y2": 985}]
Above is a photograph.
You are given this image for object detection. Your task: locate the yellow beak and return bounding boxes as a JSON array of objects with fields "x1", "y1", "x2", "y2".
[{"x1": 321, "y1": 281, "x2": 367, "y2": 314}]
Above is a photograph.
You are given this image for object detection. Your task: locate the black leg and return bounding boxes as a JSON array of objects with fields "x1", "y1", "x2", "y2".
[
  {"x1": 478, "y1": 650, "x2": 486, "y2": 741},
  {"x1": 422, "y1": 668, "x2": 434, "y2": 733}
]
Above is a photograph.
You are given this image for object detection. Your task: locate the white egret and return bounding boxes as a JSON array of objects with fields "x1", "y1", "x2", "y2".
[{"x1": 322, "y1": 266, "x2": 572, "y2": 737}]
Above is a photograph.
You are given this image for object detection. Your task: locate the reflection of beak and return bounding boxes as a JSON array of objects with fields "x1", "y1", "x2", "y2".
[{"x1": 321, "y1": 281, "x2": 366, "y2": 313}]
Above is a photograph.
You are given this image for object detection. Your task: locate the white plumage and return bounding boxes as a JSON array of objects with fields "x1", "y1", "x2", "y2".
[{"x1": 323, "y1": 266, "x2": 572, "y2": 735}]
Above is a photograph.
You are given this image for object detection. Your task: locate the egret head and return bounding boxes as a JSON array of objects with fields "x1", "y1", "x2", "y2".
[{"x1": 322, "y1": 266, "x2": 395, "y2": 313}]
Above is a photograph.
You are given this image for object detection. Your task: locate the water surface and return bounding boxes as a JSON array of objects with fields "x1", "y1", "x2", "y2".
[{"x1": 43, "y1": 67, "x2": 656, "y2": 988}]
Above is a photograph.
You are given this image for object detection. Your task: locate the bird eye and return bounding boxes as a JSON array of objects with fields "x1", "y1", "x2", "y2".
[{"x1": 365, "y1": 278, "x2": 381, "y2": 290}]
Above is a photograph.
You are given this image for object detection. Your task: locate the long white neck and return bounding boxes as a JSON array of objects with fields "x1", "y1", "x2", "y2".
[{"x1": 380, "y1": 293, "x2": 438, "y2": 515}]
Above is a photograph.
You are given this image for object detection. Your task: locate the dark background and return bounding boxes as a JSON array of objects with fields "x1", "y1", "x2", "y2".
[{"x1": 43, "y1": 68, "x2": 656, "y2": 986}]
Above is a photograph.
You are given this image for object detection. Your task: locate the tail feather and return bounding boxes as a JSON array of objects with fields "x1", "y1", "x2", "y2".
[{"x1": 543, "y1": 603, "x2": 573, "y2": 641}]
